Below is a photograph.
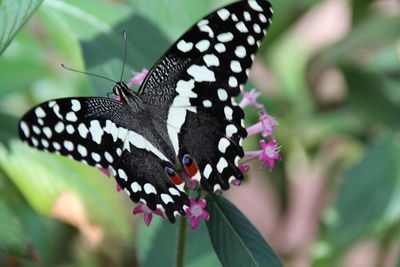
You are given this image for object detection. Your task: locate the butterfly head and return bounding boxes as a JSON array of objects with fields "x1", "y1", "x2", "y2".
[{"x1": 112, "y1": 82, "x2": 131, "y2": 98}]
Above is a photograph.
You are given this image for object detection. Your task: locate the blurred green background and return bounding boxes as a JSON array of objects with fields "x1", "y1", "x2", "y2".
[{"x1": 0, "y1": 0, "x2": 400, "y2": 266}]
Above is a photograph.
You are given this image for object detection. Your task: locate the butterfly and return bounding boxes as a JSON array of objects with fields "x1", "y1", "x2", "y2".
[{"x1": 18, "y1": 0, "x2": 273, "y2": 222}]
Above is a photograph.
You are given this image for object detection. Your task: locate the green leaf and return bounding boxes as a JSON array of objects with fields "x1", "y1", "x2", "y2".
[
  {"x1": 320, "y1": 15, "x2": 400, "y2": 63},
  {"x1": 206, "y1": 196, "x2": 282, "y2": 267},
  {"x1": 41, "y1": 0, "x2": 171, "y2": 95},
  {"x1": 0, "y1": 141, "x2": 133, "y2": 243},
  {"x1": 138, "y1": 217, "x2": 219, "y2": 267},
  {"x1": 125, "y1": 0, "x2": 217, "y2": 40},
  {"x1": 0, "y1": 0, "x2": 43, "y2": 54},
  {"x1": 315, "y1": 135, "x2": 399, "y2": 265},
  {"x1": 0, "y1": 200, "x2": 30, "y2": 258},
  {"x1": 341, "y1": 64, "x2": 400, "y2": 128}
]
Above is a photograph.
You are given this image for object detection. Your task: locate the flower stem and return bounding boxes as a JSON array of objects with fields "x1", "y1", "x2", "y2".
[{"x1": 176, "y1": 216, "x2": 187, "y2": 267}]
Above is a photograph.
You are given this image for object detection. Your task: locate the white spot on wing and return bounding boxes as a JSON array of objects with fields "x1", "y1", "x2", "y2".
[
  {"x1": 226, "y1": 124, "x2": 238, "y2": 137},
  {"x1": 214, "y1": 184, "x2": 222, "y2": 192},
  {"x1": 229, "y1": 76, "x2": 238, "y2": 87},
  {"x1": 32, "y1": 125, "x2": 40, "y2": 135},
  {"x1": 217, "y1": 32, "x2": 234, "y2": 42},
  {"x1": 235, "y1": 22, "x2": 248, "y2": 33},
  {"x1": 217, "y1": 8, "x2": 230, "y2": 20},
  {"x1": 175, "y1": 79, "x2": 196, "y2": 98},
  {"x1": 224, "y1": 106, "x2": 233, "y2": 120},
  {"x1": 53, "y1": 104, "x2": 63, "y2": 119},
  {"x1": 203, "y1": 164, "x2": 212, "y2": 179},
  {"x1": 216, "y1": 157, "x2": 228, "y2": 173},
  {"x1": 66, "y1": 125, "x2": 75, "y2": 134},
  {"x1": 31, "y1": 137, "x2": 38, "y2": 146},
  {"x1": 244, "y1": 11, "x2": 251, "y2": 21},
  {"x1": 118, "y1": 169, "x2": 128, "y2": 181},
  {"x1": 43, "y1": 127, "x2": 52, "y2": 138},
  {"x1": 203, "y1": 54, "x2": 220, "y2": 67},
  {"x1": 249, "y1": 0, "x2": 263, "y2": 12},
  {"x1": 230, "y1": 60, "x2": 242, "y2": 73},
  {"x1": 53, "y1": 142, "x2": 61, "y2": 150},
  {"x1": 218, "y1": 138, "x2": 230, "y2": 153},
  {"x1": 177, "y1": 40, "x2": 193, "y2": 53},
  {"x1": 66, "y1": 112, "x2": 77, "y2": 122},
  {"x1": 144, "y1": 183, "x2": 157, "y2": 195},
  {"x1": 77, "y1": 144, "x2": 87, "y2": 157},
  {"x1": 253, "y1": 23, "x2": 261, "y2": 33},
  {"x1": 203, "y1": 100, "x2": 212, "y2": 107},
  {"x1": 89, "y1": 120, "x2": 103, "y2": 145},
  {"x1": 235, "y1": 46, "x2": 246, "y2": 58},
  {"x1": 217, "y1": 89, "x2": 228, "y2": 101},
  {"x1": 20, "y1": 121, "x2": 30, "y2": 137},
  {"x1": 259, "y1": 13, "x2": 267, "y2": 23},
  {"x1": 104, "y1": 151, "x2": 113, "y2": 163},
  {"x1": 131, "y1": 182, "x2": 141, "y2": 193},
  {"x1": 55, "y1": 121, "x2": 64, "y2": 133},
  {"x1": 235, "y1": 156, "x2": 241, "y2": 166},
  {"x1": 35, "y1": 107, "x2": 46, "y2": 118},
  {"x1": 195, "y1": 40, "x2": 210, "y2": 52},
  {"x1": 248, "y1": 35, "x2": 255, "y2": 45},
  {"x1": 91, "y1": 152, "x2": 101, "y2": 162},
  {"x1": 215, "y1": 43, "x2": 226, "y2": 53},
  {"x1": 197, "y1": 19, "x2": 208, "y2": 27},
  {"x1": 187, "y1": 65, "x2": 215, "y2": 82},
  {"x1": 161, "y1": 194, "x2": 174, "y2": 204},
  {"x1": 64, "y1": 140, "x2": 74, "y2": 151},
  {"x1": 169, "y1": 187, "x2": 180, "y2": 196},
  {"x1": 78, "y1": 123, "x2": 89, "y2": 138},
  {"x1": 71, "y1": 99, "x2": 81, "y2": 112},
  {"x1": 199, "y1": 24, "x2": 214, "y2": 38},
  {"x1": 41, "y1": 139, "x2": 49, "y2": 148}
]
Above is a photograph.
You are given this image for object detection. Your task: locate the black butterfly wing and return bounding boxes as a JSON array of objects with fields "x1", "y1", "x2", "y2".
[
  {"x1": 18, "y1": 97, "x2": 189, "y2": 222},
  {"x1": 138, "y1": 0, "x2": 273, "y2": 192}
]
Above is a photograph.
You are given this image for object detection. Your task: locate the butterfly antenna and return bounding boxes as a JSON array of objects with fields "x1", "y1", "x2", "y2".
[
  {"x1": 119, "y1": 31, "x2": 128, "y2": 82},
  {"x1": 61, "y1": 64, "x2": 117, "y2": 83}
]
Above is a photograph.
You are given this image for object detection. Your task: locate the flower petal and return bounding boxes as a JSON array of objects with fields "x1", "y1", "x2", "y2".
[
  {"x1": 189, "y1": 216, "x2": 200, "y2": 230},
  {"x1": 143, "y1": 213, "x2": 153, "y2": 227}
]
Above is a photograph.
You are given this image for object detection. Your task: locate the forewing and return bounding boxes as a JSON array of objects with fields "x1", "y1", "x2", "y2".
[
  {"x1": 138, "y1": 0, "x2": 273, "y2": 192},
  {"x1": 18, "y1": 97, "x2": 189, "y2": 221}
]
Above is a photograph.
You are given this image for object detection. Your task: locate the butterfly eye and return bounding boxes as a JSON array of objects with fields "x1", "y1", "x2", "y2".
[
  {"x1": 182, "y1": 154, "x2": 199, "y2": 178},
  {"x1": 165, "y1": 167, "x2": 183, "y2": 185}
]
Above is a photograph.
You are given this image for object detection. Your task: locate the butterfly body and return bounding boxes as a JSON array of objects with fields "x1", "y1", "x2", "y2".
[{"x1": 18, "y1": 0, "x2": 273, "y2": 222}]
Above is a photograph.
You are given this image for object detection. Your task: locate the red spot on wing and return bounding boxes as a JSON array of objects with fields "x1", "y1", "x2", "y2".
[
  {"x1": 165, "y1": 167, "x2": 183, "y2": 185},
  {"x1": 182, "y1": 155, "x2": 199, "y2": 177}
]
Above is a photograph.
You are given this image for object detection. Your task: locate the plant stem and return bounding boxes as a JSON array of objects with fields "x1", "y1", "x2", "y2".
[{"x1": 176, "y1": 216, "x2": 188, "y2": 267}]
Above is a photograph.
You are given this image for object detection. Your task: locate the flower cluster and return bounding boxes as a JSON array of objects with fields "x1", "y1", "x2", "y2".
[
  {"x1": 104, "y1": 69, "x2": 280, "y2": 229},
  {"x1": 238, "y1": 88, "x2": 281, "y2": 172}
]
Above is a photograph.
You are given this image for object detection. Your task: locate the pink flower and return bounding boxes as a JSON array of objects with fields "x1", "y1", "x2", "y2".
[
  {"x1": 186, "y1": 198, "x2": 209, "y2": 230},
  {"x1": 230, "y1": 178, "x2": 242, "y2": 185},
  {"x1": 239, "y1": 88, "x2": 263, "y2": 109},
  {"x1": 133, "y1": 203, "x2": 165, "y2": 226},
  {"x1": 99, "y1": 168, "x2": 110, "y2": 177},
  {"x1": 259, "y1": 139, "x2": 281, "y2": 169},
  {"x1": 116, "y1": 184, "x2": 122, "y2": 192},
  {"x1": 238, "y1": 164, "x2": 251, "y2": 174},
  {"x1": 246, "y1": 111, "x2": 278, "y2": 138},
  {"x1": 128, "y1": 68, "x2": 149, "y2": 87},
  {"x1": 241, "y1": 139, "x2": 281, "y2": 171},
  {"x1": 187, "y1": 179, "x2": 198, "y2": 190}
]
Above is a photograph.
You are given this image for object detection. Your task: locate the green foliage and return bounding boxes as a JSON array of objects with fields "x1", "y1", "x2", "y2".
[
  {"x1": 0, "y1": 0, "x2": 43, "y2": 54},
  {"x1": 206, "y1": 196, "x2": 282, "y2": 267},
  {"x1": 0, "y1": 0, "x2": 399, "y2": 266}
]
